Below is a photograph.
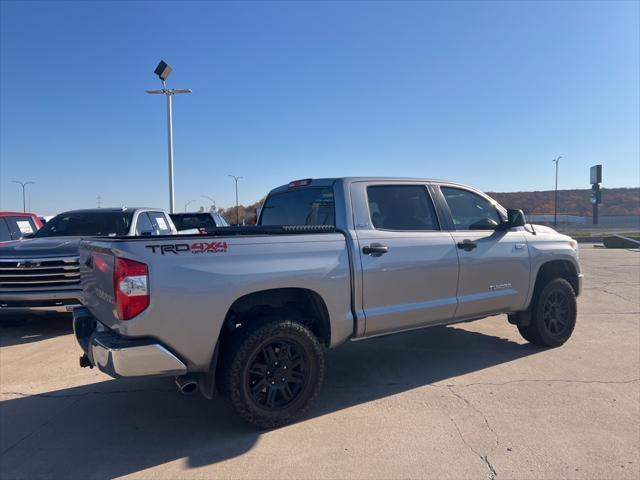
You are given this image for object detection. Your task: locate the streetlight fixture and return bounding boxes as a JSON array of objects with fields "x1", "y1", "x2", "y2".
[
  {"x1": 552, "y1": 156, "x2": 562, "y2": 226},
  {"x1": 11, "y1": 180, "x2": 35, "y2": 213},
  {"x1": 184, "y1": 200, "x2": 195, "y2": 212},
  {"x1": 201, "y1": 195, "x2": 216, "y2": 211},
  {"x1": 146, "y1": 60, "x2": 192, "y2": 214},
  {"x1": 228, "y1": 175, "x2": 243, "y2": 225}
]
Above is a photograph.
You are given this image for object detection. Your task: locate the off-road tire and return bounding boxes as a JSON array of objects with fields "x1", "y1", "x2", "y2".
[
  {"x1": 220, "y1": 320, "x2": 324, "y2": 428},
  {"x1": 517, "y1": 278, "x2": 577, "y2": 347}
]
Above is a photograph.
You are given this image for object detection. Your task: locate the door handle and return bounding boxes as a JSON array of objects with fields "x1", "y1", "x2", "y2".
[
  {"x1": 362, "y1": 243, "x2": 389, "y2": 256},
  {"x1": 457, "y1": 240, "x2": 477, "y2": 252}
]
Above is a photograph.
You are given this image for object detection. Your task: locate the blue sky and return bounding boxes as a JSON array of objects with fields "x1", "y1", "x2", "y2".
[{"x1": 0, "y1": 0, "x2": 638, "y2": 215}]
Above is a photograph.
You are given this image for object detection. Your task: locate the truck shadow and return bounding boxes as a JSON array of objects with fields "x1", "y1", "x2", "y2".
[
  {"x1": 0, "y1": 314, "x2": 72, "y2": 347},
  {"x1": 0, "y1": 324, "x2": 543, "y2": 478}
]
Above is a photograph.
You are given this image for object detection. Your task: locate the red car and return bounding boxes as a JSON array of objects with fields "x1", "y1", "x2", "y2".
[{"x1": 0, "y1": 212, "x2": 43, "y2": 241}]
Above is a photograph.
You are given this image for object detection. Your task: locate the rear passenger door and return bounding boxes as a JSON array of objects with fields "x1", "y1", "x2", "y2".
[
  {"x1": 351, "y1": 182, "x2": 460, "y2": 336},
  {"x1": 436, "y1": 185, "x2": 531, "y2": 319}
]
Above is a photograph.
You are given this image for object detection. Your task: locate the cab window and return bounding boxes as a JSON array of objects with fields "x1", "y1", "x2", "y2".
[
  {"x1": 441, "y1": 187, "x2": 502, "y2": 230},
  {"x1": 0, "y1": 219, "x2": 12, "y2": 241},
  {"x1": 148, "y1": 212, "x2": 172, "y2": 234},
  {"x1": 135, "y1": 213, "x2": 155, "y2": 235},
  {"x1": 4, "y1": 216, "x2": 37, "y2": 239},
  {"x1": 367, "y1": 185, "x2": 439, "y2": 231}
]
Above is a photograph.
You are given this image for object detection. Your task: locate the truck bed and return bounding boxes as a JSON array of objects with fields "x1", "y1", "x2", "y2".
[{"x1": 78, "y1": 227, "x2": 354, "y2": 371}]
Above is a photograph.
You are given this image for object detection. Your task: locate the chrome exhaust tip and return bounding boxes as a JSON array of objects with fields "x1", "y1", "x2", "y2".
[{"x1": 175, "y1": 375, "x2": 198, "y2": 395}]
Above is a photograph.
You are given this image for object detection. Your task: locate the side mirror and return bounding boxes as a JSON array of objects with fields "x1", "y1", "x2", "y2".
[
  {"x1": 496, "y1": 209, "x2": 526, "y2": 231},
  {"x1": 506, "y1": 209, "x2": 526, "y2": 228}
]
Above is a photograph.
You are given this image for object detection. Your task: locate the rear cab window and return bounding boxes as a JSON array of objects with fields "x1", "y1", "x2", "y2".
[
  {"x1": 171, "y1": 214, "x2": 216, "y2": 231},
  {"x1": 260, "y1": 187, "x2": 335, "y2": 226}
]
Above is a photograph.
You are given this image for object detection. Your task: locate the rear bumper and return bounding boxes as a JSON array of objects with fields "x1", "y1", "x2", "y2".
[
  {"x1": 0, "y1": 289, "x2": 83, "y2": 314},
  {"x1": 73, "y1": 306, "x2": 187, "y2": 378}
]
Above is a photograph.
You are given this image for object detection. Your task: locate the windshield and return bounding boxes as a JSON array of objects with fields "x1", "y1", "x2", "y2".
[
  {"x1": 35, "y1": 211, "x2": 133, "y2": 237},
  {"x1": 260, "y1": 187, "x2": 335, "y2": 226}
]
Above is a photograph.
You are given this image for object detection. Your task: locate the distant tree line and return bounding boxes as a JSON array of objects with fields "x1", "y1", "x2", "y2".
[{"x1": 487, "y1": 187, "x2": 640, "y2": 216}]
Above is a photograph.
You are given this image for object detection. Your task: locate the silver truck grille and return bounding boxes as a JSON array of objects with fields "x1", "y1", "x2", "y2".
[{"x1": 0, "y1": 257, "x2": 80, "y2": 288}]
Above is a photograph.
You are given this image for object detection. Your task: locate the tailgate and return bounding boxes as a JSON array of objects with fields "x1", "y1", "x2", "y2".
[{"x1": 79, "y1": 240, "x2": 120, "y2": 327}]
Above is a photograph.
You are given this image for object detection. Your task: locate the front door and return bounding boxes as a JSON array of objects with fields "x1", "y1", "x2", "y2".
[
  {"x1": 351, "y1": 182, "x2": 460, "y2": 336},
  {"x1": 438, "y1": 186, "x2": 531, "y2": 319}
]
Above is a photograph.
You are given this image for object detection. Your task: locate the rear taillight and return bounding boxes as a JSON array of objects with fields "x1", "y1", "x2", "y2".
[{"x1": 114, "y1": 257, "x2": 149, "y2": 320}]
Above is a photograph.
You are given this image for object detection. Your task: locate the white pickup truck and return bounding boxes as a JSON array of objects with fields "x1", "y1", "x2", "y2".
[{"x1": 73, "y1": 178, "x2": 582, "y2": 427}]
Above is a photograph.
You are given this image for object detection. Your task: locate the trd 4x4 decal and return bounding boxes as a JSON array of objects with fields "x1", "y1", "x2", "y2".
[{"x1": 146, "y1": 241, "x2": 228, "y2": 255}]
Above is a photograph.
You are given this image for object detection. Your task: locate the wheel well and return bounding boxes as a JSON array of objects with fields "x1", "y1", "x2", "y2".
[
  {"x1": 220, "y1": 288, "x2": 331, "y2": 347},
  {"x1": 534, "y1": 260, "x2": 579, "y2": 298}
]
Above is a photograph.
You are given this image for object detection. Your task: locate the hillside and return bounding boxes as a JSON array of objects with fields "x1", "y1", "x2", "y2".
[{"x1": 487, "y1": 187, "x2": 640, "y2": 216}]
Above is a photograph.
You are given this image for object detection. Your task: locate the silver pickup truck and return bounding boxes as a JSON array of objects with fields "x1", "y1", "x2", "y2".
[{"x1": 73, "y1": 177, "x2": 582, "y2": 427}]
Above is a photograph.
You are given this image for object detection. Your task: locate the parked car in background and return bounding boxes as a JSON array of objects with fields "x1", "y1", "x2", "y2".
[
  {"x1": 0, "y1": 212, "x2": 43, "y2": 241},
  {"x1": 170, "y1": 212, "x2": 229, "y2": 233},
  {"x1": 0, "y1": 207, "x2": 178, "y2": 318},
  {"x1": 74, "y1": 177, "x2": 582, "y2": 427}
]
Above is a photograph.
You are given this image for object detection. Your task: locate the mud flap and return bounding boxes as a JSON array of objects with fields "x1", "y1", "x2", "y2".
[{"x1": 508, "y1": 310, "x2": 532, "y2": 327}]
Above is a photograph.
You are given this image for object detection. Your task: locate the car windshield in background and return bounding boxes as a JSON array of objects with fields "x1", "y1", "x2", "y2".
[
  {"x1": 35, "y1": 211, "x2": 133, "y2": 237},
  {"x1": 260, "y1": 187, "x2": 335, "y2": 226}
]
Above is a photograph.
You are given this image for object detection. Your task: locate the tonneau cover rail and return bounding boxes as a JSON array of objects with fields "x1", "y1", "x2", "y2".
[{"x1": 82, "y1": 224, "x2": 337, "y2": 241}]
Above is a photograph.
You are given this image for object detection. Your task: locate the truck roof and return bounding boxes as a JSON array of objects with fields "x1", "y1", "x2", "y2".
[
  {"x1": 267, "y1": 177, "x2": 472, "y2": 195},
  {"x1": 56, "y1": 207, "x2": 163, "y2": 215}
]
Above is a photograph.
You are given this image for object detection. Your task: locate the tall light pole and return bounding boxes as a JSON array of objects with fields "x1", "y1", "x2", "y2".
[
  {"x1": 12, "y1": 180, "x2": 34, "y2": 213},
  {"x1": 552, "y1": 156, "x2": 562, "y2": 226},
  {"x1": 146, "y1": 60, "x2": 192, "y2": 214},
  {"x1": 228, "y1": 175, "x2": 243, "y2": 225},
  {"x1": 184, "y1": 199, "x2": 195, "y2": 212},
  {"x1": 201, "y1": 195, "x2": 216, "y2": 211}
]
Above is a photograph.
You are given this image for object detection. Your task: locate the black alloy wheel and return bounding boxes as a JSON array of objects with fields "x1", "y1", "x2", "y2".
[
  {"x1": 221, "y1": 320, "x2": 324, "y2": 428},
  {"x1": 517, "y1": 277, "x2": 577, "y2": 347},
  {"x1": 246, "y1": 340, "x2": 307, "y2": 410}
]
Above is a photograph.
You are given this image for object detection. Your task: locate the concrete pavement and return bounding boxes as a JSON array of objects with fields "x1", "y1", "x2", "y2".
[{"x1": 1, "y1": 248, "x2": 638, "y2": 479}]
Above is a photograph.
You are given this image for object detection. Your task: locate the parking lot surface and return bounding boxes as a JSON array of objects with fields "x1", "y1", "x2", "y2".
[{"x1": 1, "y1": 248, "x2": 639, "y2": 479}]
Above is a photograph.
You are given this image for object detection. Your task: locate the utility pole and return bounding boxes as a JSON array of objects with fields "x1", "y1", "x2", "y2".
[
  {"x1": 590, "y1": 165, "x2": 602, "y2": 225},
  {"x1": 552, "y1": 156, "x2": 562, "y2": 226},
  {"x1": 96, "y1": 194, "x2": 102, "y2": 208},
  {"x1": 228, "y1": 175, "x2": 243, "y2": 225},
  {"x1": 11, "y1": 180, "x2": 35, "y2": 213},
  {"x1": 146, "y1": 61, "x2": 192, "y2": 214}
]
